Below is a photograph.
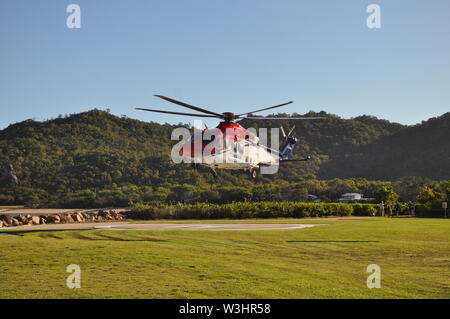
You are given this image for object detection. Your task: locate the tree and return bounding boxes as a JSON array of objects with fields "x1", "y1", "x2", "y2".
[
  {"x1": 375, "y1": 186, "x2": 399, "y2": 204},
  {"x1": 416, "y1": 186, "x2": 436, "y2": 203}
]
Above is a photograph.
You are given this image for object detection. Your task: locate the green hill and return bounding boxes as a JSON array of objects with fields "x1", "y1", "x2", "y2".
[
  {"x1": 0, "y1": 109, "x2": 449, "y2": 206},
  {"x1": 239, "y1": 111, "x2": 407, "y2": 181},
  {"x1": 318, "y1": 113, "x2": 450, "y2": 180}
]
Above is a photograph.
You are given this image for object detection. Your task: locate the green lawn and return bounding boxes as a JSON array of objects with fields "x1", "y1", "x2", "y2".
[{"x1": 0, "y1": 218, "x2": 449, "y2": 298}]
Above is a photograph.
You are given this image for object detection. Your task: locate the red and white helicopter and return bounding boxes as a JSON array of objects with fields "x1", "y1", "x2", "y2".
[{"x1": 136, "y1": 95, "x2": 324, "y2": 178}]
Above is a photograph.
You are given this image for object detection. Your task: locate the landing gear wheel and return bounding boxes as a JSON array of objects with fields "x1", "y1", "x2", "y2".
[{"x1": 250, "y1": 168, "x2": 258, "y2": 179}]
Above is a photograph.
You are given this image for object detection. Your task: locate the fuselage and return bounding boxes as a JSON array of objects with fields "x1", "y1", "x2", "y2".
[{"x1": 179, "y1": 121, "x2": 278, "y2": 170}]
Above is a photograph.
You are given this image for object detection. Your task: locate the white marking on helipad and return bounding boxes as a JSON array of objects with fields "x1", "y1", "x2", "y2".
[
  {"x1": 93, "y1": 226, "x2": 129, "y2": 230},
  {"x1": 168, "y1": 225, "x2": 217, "y2": 229},
  {"x1": 2, "y1": 223, "x2": 322, "y2": 232},
  {"x1": 118, "y1": 223, "x2": 321, "y2": 231}
]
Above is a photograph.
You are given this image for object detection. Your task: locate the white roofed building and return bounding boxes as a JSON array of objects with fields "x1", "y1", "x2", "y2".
[{"x1": 338, "y1": 193, "x2": 364, "y2": 203}]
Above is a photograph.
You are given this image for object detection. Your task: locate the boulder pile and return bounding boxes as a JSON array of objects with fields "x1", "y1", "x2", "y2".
[{"x1": 0, "y1": 210, "x2": 125, "y2": 228}]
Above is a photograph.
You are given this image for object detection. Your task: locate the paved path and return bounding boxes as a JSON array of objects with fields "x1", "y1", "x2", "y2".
[{"x1": 1, "y1": 222, "x2": 320, "y2": 232}]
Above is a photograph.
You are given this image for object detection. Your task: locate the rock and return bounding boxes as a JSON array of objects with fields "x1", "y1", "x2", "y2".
[
  {"x1": 31, "y1": 216, "x2": 41, "y2": 225},
  {"x1": 71, "y1": 213, "x2": 83, "y2": 222},
  {"x1": 113, "y1": 213, "x2": 123, "y2": 220},
  {"x1": 1, "y1": 164, "x2": 19, "y2": 187},
  {"x1": 17, "y1": 215, "x2": 28, "y2": 224},
  {"x1": 26, "y1": 215, "x2": 35, "y2": 225},
  {"x1": 99, "y1": 210, "x2": 110, "y2": 218},
  {"x1": 45, "y1": 215, "x2": 60, "y2": 223},
  {"x1": 41, "y1": 215, "x2": 50, "y2": 223},
  {"x1": 2, "y1": 215, "x2": 14, "y2": 226},
  {"x1": 11, "y1": 218, "x2": 20, "y2": 226}
]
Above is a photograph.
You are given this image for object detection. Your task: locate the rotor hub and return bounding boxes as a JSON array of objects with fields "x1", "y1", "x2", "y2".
[{"x1": 222, "y1": 112, "x2": 235, "y2": 122}]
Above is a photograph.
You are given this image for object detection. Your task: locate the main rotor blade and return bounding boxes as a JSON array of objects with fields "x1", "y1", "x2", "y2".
[
  {"x1": 236, "y1": 101, "x2": 294, "y2": 117},
  {"x1": 242, "y1": 116, "x2": 326, "y2": 120},
  {"x1": 154, "y1": 95, "x2": 223, "y2": 117},
  {"x1": 135, "y1": 108, "x2": 219, "y2": 118}
]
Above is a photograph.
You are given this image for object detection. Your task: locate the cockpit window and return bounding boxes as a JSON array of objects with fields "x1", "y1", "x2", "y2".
[{"x1": 247, "y1": 130, "x2": 259, "y2": 144}]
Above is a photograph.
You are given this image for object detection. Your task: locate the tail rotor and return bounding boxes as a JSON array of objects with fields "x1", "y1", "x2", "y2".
[
  {"x1": 278, "y1": 124, "x2": 310, "y2": 162},
  {"x1": 280, "y1": 125, "x2": 296, "y2": 139},
  {"x1": 280, "y1": 125, "x2": 287, "y2": 139},
  {"x1": 287, "y1": 125, "x2": 296, "y2": 137}
]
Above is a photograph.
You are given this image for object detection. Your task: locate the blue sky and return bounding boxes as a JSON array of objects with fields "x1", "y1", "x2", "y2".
[{"x1": 1, "y1": 0, "x2": 449, "y2": 129}]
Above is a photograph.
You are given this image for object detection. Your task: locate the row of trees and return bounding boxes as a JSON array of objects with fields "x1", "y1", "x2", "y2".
[{"x1": 1, "y1": 179, "x2": 448, "y2": 209}]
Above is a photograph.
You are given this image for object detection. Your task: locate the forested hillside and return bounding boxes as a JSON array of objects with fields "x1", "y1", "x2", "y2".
[
  {"x1": 0, "y1": 109, "x2": 449, "y2": 207},
  {"x1": 0, "y1": 110, "x2": 189, "y2": 191},
  {"x1": 239, "y1": 112, "x2": 406, "y2": 181},
  {"x1": 320, "y1": 113, "x2": 450, "y2": 180}
]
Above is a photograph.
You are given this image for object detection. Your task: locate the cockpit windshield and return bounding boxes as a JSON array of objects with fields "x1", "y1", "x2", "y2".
[{"x1": 246, "y1": 130, "x2": 259, "y2": 144}]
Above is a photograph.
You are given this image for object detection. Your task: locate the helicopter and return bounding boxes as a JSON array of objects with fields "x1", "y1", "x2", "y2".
[{"x1": 136, "y1": 95, "x2": 323, "y2": 178}]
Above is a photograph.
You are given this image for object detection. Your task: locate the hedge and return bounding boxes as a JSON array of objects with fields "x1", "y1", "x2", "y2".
[
  {"x1": 126, "y1": 202, "x2": 379, "y2": 220},
  {"x1": 415, "y1": 203, "x2": 447, "y2": 218}
]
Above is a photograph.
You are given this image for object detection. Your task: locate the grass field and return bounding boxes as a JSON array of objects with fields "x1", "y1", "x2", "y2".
[{"x1": 0, "y1": 217, "x2": 449, "y2": 299}]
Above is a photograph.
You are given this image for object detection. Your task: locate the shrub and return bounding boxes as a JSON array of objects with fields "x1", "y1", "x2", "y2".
[
  {"x1": 127, "y1": 201, "x2": 374, "y2": 220},
  {"x1": 414, "y1": 203, "x2": 446, "y2": 218},
  {"x1": 352, "y1": 204, "x2": 377, "y2": 216}
]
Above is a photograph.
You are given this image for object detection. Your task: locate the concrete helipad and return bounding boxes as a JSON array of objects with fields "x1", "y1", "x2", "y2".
[{"x1": 1, "y1": 222, "x2": 321, "y2": 232}]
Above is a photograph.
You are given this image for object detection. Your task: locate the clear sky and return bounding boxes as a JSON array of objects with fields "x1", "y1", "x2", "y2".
[{"x1": 1, "y1": 0, "x2": 449, "y2": 129}]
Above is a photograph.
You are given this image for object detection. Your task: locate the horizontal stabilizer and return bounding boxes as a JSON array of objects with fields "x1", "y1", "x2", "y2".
[{"x1": 280, "y1": 156, "x2": 311, "y2": 162}]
